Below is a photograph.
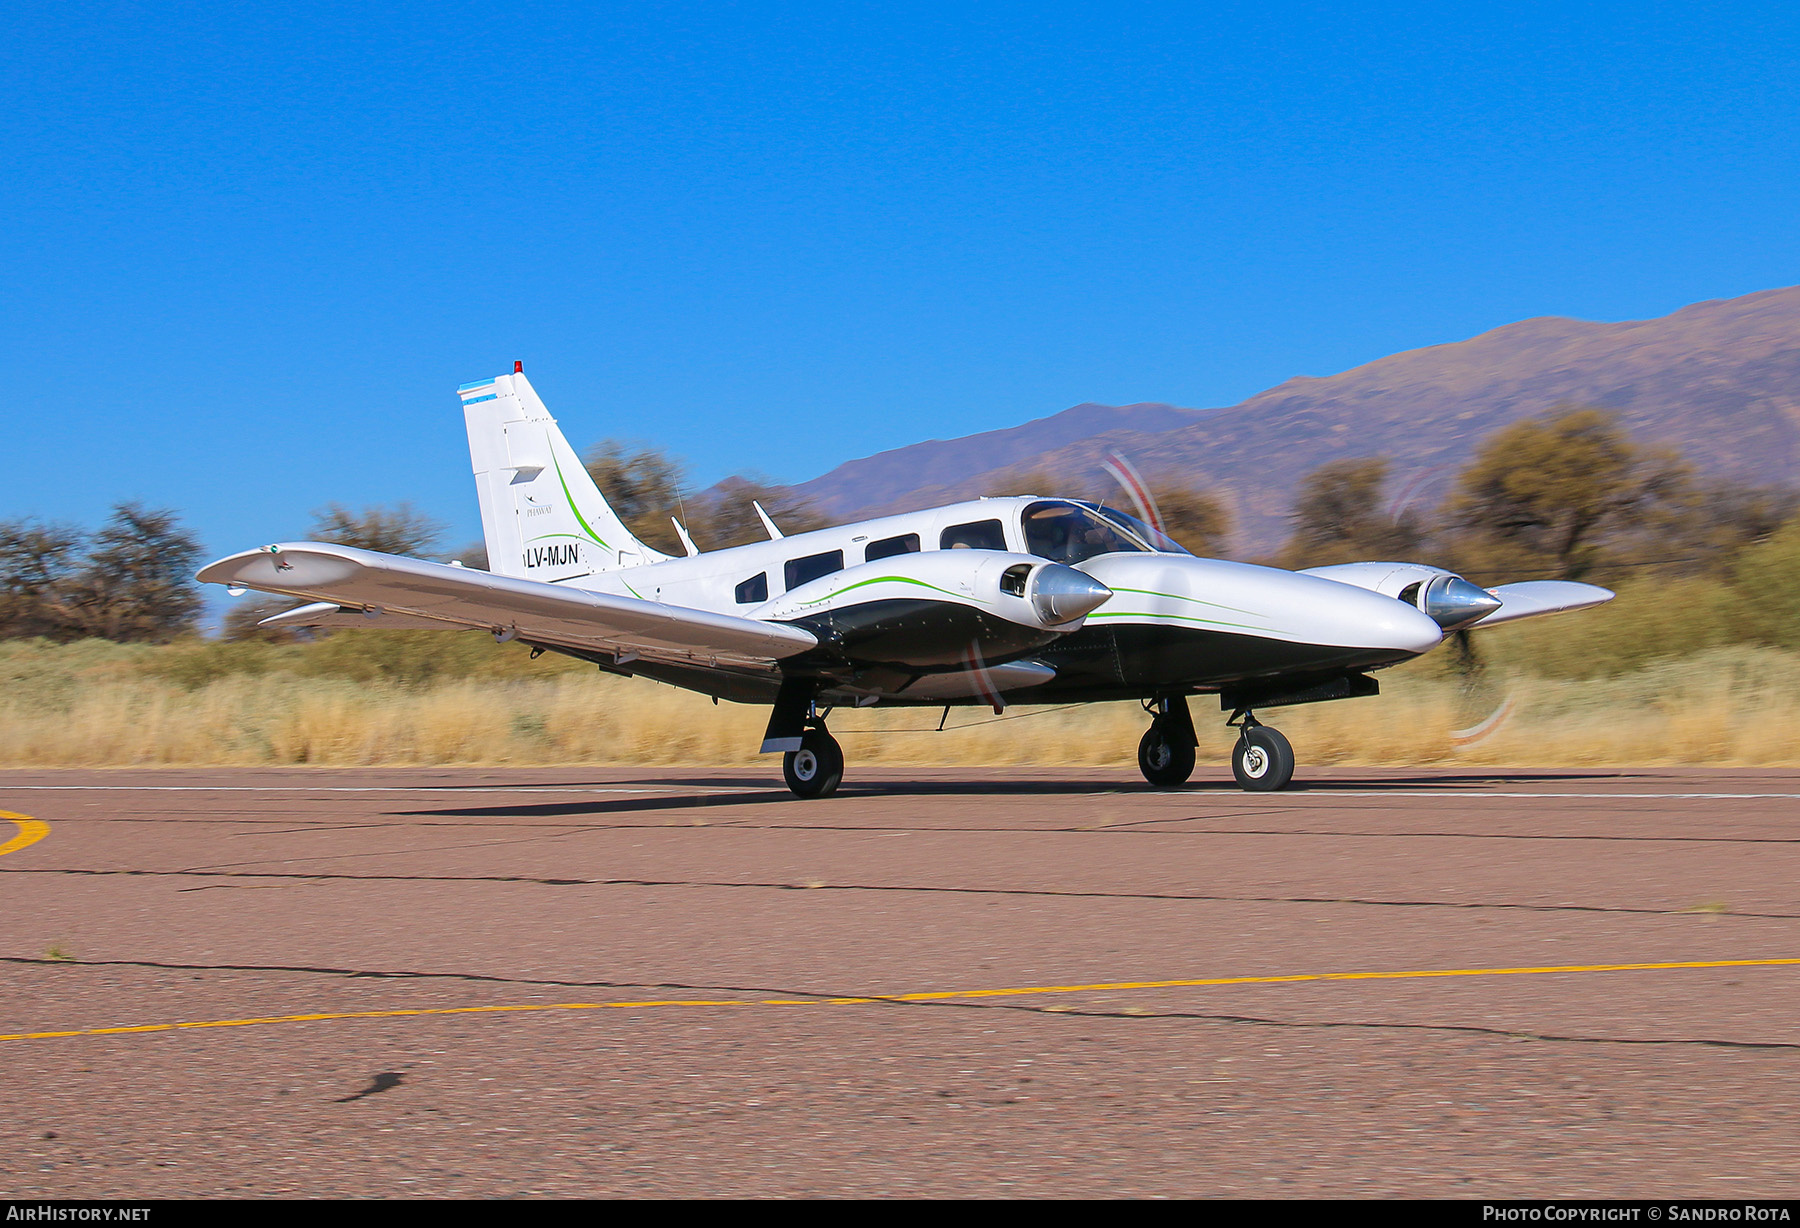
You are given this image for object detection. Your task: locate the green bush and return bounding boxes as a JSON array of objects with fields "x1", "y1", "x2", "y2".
[
  {"x1": 142, "y1": 638, "x2": 304, "y2": 688},
  {"x1": 1477, "y1": 575, "x2": 1740, "y2": 678},
  {"x1": 288, "y1": 630, "x2": 587, "y2": 685},
  {"x1": 0, "y1": 638, "x2": 160, "y2": 711},
  {"x1": 1731, "y1": 520, "x2": 1800, "y2": 650}
]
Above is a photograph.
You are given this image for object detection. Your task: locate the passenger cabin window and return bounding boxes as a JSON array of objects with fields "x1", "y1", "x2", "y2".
[
  {"x1": 863, "y1": 533, "x2": 920, "y2": 562},
  {"x1": 784, "y1": 550, "x2": 844, "y2": 591},
  {"x1": 734, "y1": 572, "x2": 768, "y2": 604},
  {"x1": 1023, "y1": 500, "x2": 1150, "y2": 564},
  {"x1": 940, "y1": 519, "x2": 1006, "y2": 551}
]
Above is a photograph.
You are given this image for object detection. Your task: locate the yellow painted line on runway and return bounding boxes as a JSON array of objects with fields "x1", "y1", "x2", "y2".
[
  {"x1": 0, "y1": 812, "x2": 48, "y2": 858},
  {"x1": 5, "y1": 956, "x2": 1799, "y2": 1044}
]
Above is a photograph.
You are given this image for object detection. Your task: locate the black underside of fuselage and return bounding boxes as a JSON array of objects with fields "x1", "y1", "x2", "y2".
[
  {"x1": 784, "y1": 598, "x2": 1060, "y2": 672},
  {"x1": 1019, "y1": 621, "x2": 1419, "y2": 705},
  {"x1": 540, "y1": 610, "x2": 1421, "y2": 709}
]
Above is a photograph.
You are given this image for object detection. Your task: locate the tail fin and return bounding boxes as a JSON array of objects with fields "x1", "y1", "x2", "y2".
[{"x1": 460, "y1": 367, "x2": 670, "y2": 582}]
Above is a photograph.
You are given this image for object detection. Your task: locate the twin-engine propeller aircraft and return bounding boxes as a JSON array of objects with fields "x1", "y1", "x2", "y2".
[{"x1": 199, "y1": 366, "x2": 1614, "y2": 798}]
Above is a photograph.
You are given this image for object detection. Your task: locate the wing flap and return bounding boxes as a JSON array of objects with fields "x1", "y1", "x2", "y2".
[
  {"x1": 259, "y1": 601, "x2": 452, "y2": 631},
  {"x1": 200, "y1": 543, "x2": 817, "y2": 666}
]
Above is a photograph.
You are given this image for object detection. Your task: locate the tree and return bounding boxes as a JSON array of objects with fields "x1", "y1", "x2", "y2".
[
  {"x1": 691, "y1": 477, "x2": 828, "y2": 550},
  {"x1": 1647, "y1": 479, "x2": 1800, "y2": 577},
  {"x1": 310, "y1": 502, "x2": 444, "y2": 557},
  {"x1": 1444, "y1": 408, "x2": 1689, "y2": 582},
  {"x1": 1004, "y1": 468, "x2": 1068, "y2": 499},
  {"x1": 69, "y1": 503, "x2": 204, "y2": 642},
  {"x1": 583, "y1": 440, "x2": 690, "y2": 556},
  {"x1": 1149, "y1": 484, "x2": 1233, "y2": 557},
  {"x1": 1283, "y1": 457, "x2": 1423, "y2": 568},
  {"x1": 0, "y1": 519, "x2": 85, "y2": 640}
]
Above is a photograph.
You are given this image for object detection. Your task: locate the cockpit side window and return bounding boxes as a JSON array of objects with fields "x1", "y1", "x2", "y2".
[
  {"x1": 940, "y1": 519, "x2": 1006, "y2": 551},
  {"x1": 1022, "y1": 501, "x2": 1150, "y2": 564}
]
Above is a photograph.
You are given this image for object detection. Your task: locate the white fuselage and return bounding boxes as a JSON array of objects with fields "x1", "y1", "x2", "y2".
[{"x1": 541, "y1": 495, "x2": 1447, "y2": 706}]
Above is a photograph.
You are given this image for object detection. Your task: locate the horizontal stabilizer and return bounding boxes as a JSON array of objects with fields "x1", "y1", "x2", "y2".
[
  {"x1": 1475, "y1": 580, "x2": 1614, "y2": 627},
  {"x1": 201, "y1": 543, "x2": 818, "y2": 667}
]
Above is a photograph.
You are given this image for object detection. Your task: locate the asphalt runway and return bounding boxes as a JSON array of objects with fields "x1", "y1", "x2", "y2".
[{"x1": 4, "y1": 764, "x2": 1800, "y2": 1198}]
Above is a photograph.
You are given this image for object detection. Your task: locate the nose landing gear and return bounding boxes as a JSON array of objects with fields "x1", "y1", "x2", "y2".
[{"x1": 1229, "y1": 711, "x2": 1294, "y2": 791}]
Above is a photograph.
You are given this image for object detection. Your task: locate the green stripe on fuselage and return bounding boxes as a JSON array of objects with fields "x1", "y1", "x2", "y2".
[
  {"x1": 1102, "y1": 585, "x2": 1266, "y2": 619},
  {"x1": 790, "y1": 574, "x2": 970, "y2": 610},
  {"x1": 1087, "y1": 610, "x2": 1277, "y2": 633}
]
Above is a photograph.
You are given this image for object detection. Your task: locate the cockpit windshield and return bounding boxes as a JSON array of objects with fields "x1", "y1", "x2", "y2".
[
  {"x1": 1084, "y1": 504, "x2": 1194, "y2": 556},
  {"x1": 1022, "y1": 501, "x2": 1152, "y2": 564}
]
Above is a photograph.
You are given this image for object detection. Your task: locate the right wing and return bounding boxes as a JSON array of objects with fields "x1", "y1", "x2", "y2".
[
  {"x1": 1475, "y1": 580, "x2": 1615, "y2": 627},
  {"x1": 199, "y1": 543, "x2": 818, "y2": 668}
]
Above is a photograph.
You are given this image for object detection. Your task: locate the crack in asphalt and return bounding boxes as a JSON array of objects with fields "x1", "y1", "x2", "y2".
[
  {"x1": 7, "y1": 954, "x2": 1795, "y2": 1053},
  {"x1": 1093, "y1": 821, "x2": 1800, "y2": 844},
  {"x1": 950, "y1": 1000, "x2": 1800, "y2": 1051},
  {"x1": 0, "y1": 953, "x2": 840, "y2": 998},
  {"x1": 174, "y1": 828, "x2": 601, "y2": 874},
  {"x1": 3, "y1": 864, "x2": 1796, "y2": 920}
]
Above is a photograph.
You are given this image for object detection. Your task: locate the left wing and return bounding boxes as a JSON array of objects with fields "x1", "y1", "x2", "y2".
[{"x1": 199, "y1": 543, "x2": 818, "y2": 668}]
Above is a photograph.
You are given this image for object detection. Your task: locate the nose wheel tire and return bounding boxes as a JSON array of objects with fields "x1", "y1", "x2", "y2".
[
  {"x1": 1232, "y1": 725, "x2": 1295, "y2": 791},
  {"x1": 1138, "y1": 724, "x2": 1196, "y2": 787},
  {"x1": 783, "y1": 729, "x2": 844, "y2": 799}
]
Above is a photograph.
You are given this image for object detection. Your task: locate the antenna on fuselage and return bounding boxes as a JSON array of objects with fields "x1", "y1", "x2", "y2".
[
  {"x1": 753, "y1": 501, "x2": 784, "y2": 540},
  {"x1": 671, "y1": 518, "x2": 700, "y2": 557}
]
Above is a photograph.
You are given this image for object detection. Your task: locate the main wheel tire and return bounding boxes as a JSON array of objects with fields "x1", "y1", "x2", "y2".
[
  {"x1": 1137, "y1": 724, "x2": 1196, "y2": 787},
  {"x1": 1232, "y1": 725, "x2": 1295, "y2": 791},
  {"x1": 783, "y1": 729, "x2": 844, "y2": 799}
]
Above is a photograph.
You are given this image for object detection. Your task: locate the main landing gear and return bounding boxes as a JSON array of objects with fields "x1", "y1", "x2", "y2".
[
  {"x1": 1135, "y1": 696, "x2": 1296, "y2": 791},
  {"x1": 1138, "y1": 695, "x2": 1198, "y2": 787},
  {"x1": 765, "y1": 678, "x2": 844, "y2": 799},
  {"x1": 782, "y1": 722, "x2": 844, "y2": 800}
]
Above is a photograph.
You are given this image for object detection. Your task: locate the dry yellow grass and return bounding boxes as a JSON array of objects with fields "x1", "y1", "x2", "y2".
[{"x1": 3, "y1": 646, "x2": 1798, "y2": 769}]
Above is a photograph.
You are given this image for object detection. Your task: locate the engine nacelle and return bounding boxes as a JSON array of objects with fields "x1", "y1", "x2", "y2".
[
  {"x1": 755, "y1": 550, "x2": 1112, "y2": 669},
  {"x1": 1301, "y1": 562, "x2": 1502, "y2": 632}
]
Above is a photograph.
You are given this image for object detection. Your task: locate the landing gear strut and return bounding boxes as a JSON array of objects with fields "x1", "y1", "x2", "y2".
[
  {"x1": 1229, "y1": 710, "x2": 1294, "y2": 791},
  {"x1": 1137, "y1": 695, "x2": 1198, "y2": 787},
  {"x1": 765, "y1": 678, "x2": 845, "y2": 799}
]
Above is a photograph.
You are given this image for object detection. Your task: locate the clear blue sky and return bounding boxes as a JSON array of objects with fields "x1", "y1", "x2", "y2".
[{"x1": 4, "y1": 1, "x2": 1797, "y2": 562}]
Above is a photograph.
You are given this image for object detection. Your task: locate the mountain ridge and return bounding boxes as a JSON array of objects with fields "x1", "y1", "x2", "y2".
[{"x1": 791, "y1": 286, "x2": 1800, "y2": 554}]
